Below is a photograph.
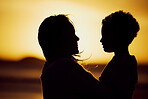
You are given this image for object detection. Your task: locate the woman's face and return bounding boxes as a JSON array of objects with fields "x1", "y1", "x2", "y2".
[{"x1": 60, "y1": 22, "x2": 79, "y2": 56}]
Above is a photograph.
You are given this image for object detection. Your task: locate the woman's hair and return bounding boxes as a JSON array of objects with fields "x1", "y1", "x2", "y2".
[
  {"x1": 102, "y1": 10, "x2": 140, "y2": 45},
  {"x1": 38, "y1": 14, "x2": 76, "y2": 60}
]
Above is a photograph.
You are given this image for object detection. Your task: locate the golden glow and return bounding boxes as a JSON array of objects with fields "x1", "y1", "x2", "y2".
[{"x1": 0, "y1": 0, "x2": 148, "y2": 64}]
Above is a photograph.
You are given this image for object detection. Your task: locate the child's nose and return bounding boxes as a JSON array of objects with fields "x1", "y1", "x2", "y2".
[{"x1": 100, "y1": 38, "x2": 102, "y2": 43}]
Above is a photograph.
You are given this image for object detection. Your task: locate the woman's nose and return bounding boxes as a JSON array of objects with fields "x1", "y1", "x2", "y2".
[{"x1": 75, "y1": 35, "x2": 79, "y2": 41}]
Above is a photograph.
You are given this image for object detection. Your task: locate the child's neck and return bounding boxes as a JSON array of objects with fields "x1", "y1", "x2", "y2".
[{"x1": 114, "y1": 46, "x2": 130, "y2": 56}]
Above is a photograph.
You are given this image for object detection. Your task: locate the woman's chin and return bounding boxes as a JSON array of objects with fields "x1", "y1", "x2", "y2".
[{"x1": 73, "y1": 49, "x2": 79, "y2": 54}]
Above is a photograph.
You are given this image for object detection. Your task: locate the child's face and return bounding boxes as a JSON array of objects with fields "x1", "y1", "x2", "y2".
[{"x1": 100, "y1": 25, "x2": 116, "y2": 52}]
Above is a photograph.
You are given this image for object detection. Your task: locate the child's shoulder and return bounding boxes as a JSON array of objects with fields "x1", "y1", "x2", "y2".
[
  {"x1": 125, "y1": 55, "x2": 137, "y2": 65},
  {"x1": 114, "y1": 54, "x2": 136, "y2": 62},
  {"x1": 112, "y1": 55, "x2": 137, "y2": 70}
]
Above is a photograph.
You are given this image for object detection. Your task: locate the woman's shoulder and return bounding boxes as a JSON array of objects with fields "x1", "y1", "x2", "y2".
[
  {"x1": 45, "y1": 58, "x2": 76, "y2": 67},
  {"x1": 54, "y1": 58, "x2": 88, "y2": 74},
  {"x1": 53, "y1": 58, "x2": 79, "y2": 68},
  {"x1": 42, "y1": 58, "x2": 81, "y2": 74}
]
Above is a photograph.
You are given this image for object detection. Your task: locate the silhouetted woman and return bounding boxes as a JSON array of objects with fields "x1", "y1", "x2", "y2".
[
  {"x1": 38, "y1": 15, "x2": 112, "y2": 99},
  {"x1": 99, "y1": 10, "x2": 140, "y2": 99}
]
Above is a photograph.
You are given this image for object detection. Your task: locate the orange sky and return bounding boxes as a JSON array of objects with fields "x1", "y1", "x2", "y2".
[{"x1": 0, "y1": 0, "x2": 148, "y2": 64}]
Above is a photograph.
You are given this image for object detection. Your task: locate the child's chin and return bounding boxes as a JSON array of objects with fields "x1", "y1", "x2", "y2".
[{"x1": 104, "y1": 48, "x2": 114, "y2": 53}]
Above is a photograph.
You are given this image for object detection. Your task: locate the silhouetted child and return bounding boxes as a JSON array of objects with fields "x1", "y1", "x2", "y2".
[
  {"x1": 38, "y1": 14, "x2": 113, "y2": 99},
  {"x1": 99, "y1": 10, "x2": 140, "y2": 99}
]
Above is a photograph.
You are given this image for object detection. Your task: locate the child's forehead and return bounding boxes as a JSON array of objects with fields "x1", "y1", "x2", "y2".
[
  {"x1": 102, "y1": 26, "x2": 121, "y2": 39},
  {"x1": 102, "y1": 23, "x2": 116, "y2": 28},
  {"x1": 102, "y1": 24, "x2": 121, "y2": 32},
  {"x1": 102, "y1": 25, "x2": 114, "y2": 34}
]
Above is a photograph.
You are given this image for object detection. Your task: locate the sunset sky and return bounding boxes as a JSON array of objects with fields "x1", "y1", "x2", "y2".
[{"x1": 0, "y1": 0, "x2": 148, "y2": 64}]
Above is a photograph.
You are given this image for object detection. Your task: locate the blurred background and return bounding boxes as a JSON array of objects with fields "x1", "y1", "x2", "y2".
[{"x1": 0, "y1": 0, "x2": 148, "y2": 99}]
